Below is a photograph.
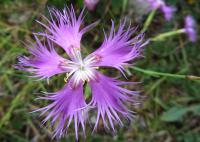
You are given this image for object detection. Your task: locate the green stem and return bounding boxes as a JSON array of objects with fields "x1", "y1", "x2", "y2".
[
  {"x1": 131, "y1": 66, "x2": 200, "y2": 80},
  {"x1": 122, "y1": 0, "x2": 128, "y2": 14},
  {"x1": 151, "y1": 29, "x2": 185, "y2": 41},
  {"x1": 141, "y1": 9, "x2": 157, "y2": 33}
]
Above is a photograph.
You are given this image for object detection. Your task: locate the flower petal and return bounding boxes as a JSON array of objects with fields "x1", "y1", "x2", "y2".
[
  {"x1": 36, "y1": 6, "x2": 98, "y2": 59},
  {"x1": 85, "y1": 20, "x2": 148, "y2": 73},
  {"x1": 35, "y1": 81, "x2": 87, "y2": 139},
  {"x1": 88, "y1": 72, "x2": 139, "y2": 131},
  {"x1": 15, "y1": 36, "x2": 68, "y2": 79}
]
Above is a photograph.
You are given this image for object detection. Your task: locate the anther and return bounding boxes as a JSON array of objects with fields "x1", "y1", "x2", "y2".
[
  {"x1": 93, "y1": 66, "x2": 99, "y2": 70},
  {"x1": 64, "y1": 73, "x2": 69, "y2": 82}
]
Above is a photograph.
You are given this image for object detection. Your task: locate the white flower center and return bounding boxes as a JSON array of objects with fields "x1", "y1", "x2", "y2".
[{"x1": 60, "y1": 48, "x2": 98, "y2": 86}]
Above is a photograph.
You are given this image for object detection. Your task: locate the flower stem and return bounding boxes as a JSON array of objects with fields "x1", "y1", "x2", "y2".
[
  {"x1": 131, "y1": 66, "x2": 200, "y2": 81},
  {"x1": 151, "y1": 29, "x2": 185, "y2": 41},
  {"x1": 141, "y1": 9, "x2": 157, "y2": 33}
]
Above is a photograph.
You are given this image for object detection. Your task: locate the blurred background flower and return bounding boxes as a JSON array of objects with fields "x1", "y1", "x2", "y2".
[
  {"x1": 184, "y1": 15, "x2": 197, "y2": 42},
  {"x1": 84, "y1": 0, "x2": 99, "y2": 11}
]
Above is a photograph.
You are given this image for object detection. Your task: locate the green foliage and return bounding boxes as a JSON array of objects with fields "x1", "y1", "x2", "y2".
[
  {"x1": 161, "y1": 106, "x2": 188, "y2": 122},
  {"x1": 160, "y1": 103, "x2": 200, "y2": 122}
]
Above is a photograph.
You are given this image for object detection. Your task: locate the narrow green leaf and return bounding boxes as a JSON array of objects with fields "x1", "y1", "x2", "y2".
[
  {"x1": 189, "y1": 105, "x2": 200, "y2": 114},
  {"x1": 161, "y1": 106, "x2": 188, "y2": 122}
]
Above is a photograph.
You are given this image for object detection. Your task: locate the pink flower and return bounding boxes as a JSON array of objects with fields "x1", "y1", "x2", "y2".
[
  {"x1": 184, "y1": 15, "x2": 197, "y2": 42},
  {"x1": 146, "y1": 0, "x2": 175, "y2": 20},
  {"x1": 84, "y1": 0, "x2": 99, "y2": 11},
  {"x1": 15, "y1": 6, "x2": 147, "y2": 139},
  {"x1": 161, "y1": 5, "x2": 175, "y2": 21}
]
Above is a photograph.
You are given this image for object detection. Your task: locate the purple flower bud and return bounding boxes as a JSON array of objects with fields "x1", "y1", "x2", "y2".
[
  {"x1": 184, "y1": 15, "x2": 197, "y2": 42},
  {"x1": 147, "y1": 0, "x2": 164, "y2": 9},
  {"x1": 161, "y1": 5, "x2": 175, "y2": 21},
  {"x1": 84, "y1": 0, "x2": 99, "y2": 11},
  {"x1": 146, "y1": 0, "x2": 175, "y2": 20}
]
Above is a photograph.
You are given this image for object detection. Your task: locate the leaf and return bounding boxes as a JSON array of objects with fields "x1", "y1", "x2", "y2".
[
  {"x1": 161, "y1": 106, "x2": 188, "y2": 122},
  {"x1": 189, "y1": 105, "x2": 200, "y2": 114}
]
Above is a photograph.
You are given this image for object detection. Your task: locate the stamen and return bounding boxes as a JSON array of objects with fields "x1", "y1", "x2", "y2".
[
  {"x1": 84, "y1": 55, "x2": 102, "y2": 66},
  {"x1": 93, "y1": 66, "x2": 99, "y2": 70},
  {"x1": 64, "y1": 73, "x2": 70, "y2": 82},
  {"x1": 64, "y1": 68, "x2": 77, "y2": 82},
  {"x1": 69, "y1": 46, "x2": 82, "y2": 62},
  {"x1": 61, "y1": 51, "x2": 99, "y2": 84},
  {"x1": 59, "y1": 60, "x2": 78, "y2": 70}
]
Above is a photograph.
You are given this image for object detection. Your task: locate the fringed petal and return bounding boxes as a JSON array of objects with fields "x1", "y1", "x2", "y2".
[
  {"x1": 89, "y1": 72, "x2": 139, "y2": 131},
  {"x1": 36, "y1": 6, "x2": 98, "y2": 58},
  {"x1": 15, "y1": 36, "x2": 68, "y2": 79},
  {"x1": 35, "y1": 81, "x2": 87, "y2": 140},
  {"x1": 85, "y1": 20, "x2": 148, "y2": 73}
]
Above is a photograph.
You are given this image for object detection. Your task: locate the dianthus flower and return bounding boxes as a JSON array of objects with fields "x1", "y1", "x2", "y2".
[
  {"x1": 15, "y1": 6, "x2": 148, "y2": 139},
  {"x1": 183, "y1": 15, "x2": 197, "y2": 42},
  {"x1": 146, "y1": 0, "x2": 175, "y2": 20},
  {"x1": 84, "y1": 0, "x2": 99, "y2": 11}
]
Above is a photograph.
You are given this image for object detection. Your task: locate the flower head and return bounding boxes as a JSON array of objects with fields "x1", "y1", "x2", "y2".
[
  {"x1": 84, "y1": 0, "x2": 99, "y2": 11},
  {"x1": 160, "y1": 5, "x2": 175, "y2": 21},
  {"x1": 16, "y1": 6, "x2": 147, "y2": 140},
  {"x1": 184, "y1": 15, "x2": 197, "y2": 42},
  {"x1": 145, "y1": 0, "x2": 175, "y2": 20}
]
